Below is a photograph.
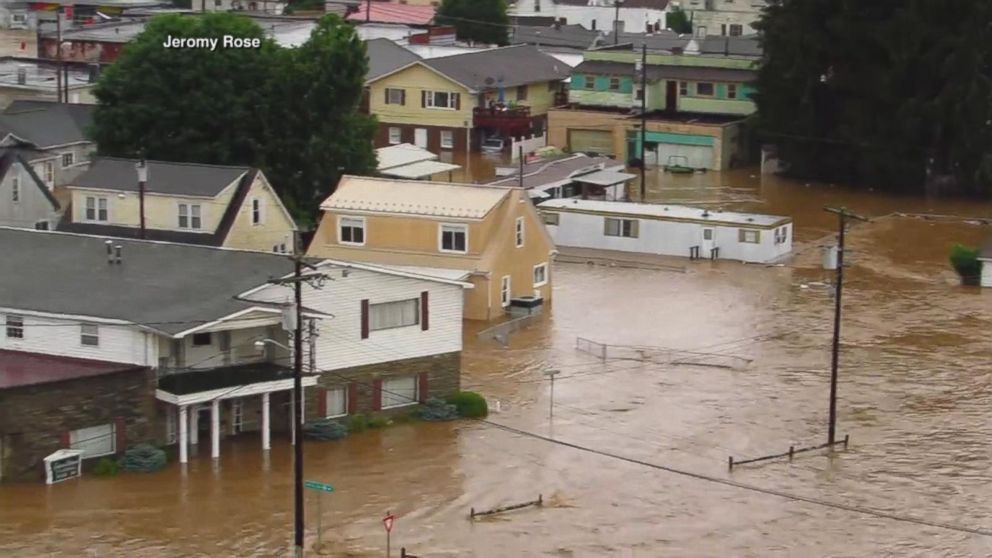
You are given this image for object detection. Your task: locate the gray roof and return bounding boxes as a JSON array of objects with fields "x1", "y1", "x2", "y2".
[
  {"x1": 72, "y1": 157, "x2": 250, "y2": 197},
  {"x1": 487, "y1": 154, "x2": 624, "y2": 189},
  {"x1": 595, "y1": 33, "x2": 762, "y2": 57},
  {"x1": 0, "y1": 101, "x2": 95, "y2": 148},
  {"x1": 0, "y1": 228, "x2": 296, "y2": 335},
  {"x1": 421, "y1": 44, "x2": 571, "y2": 90},
  {"x1": 511, "y1": 24, "x2": 600, "y2": 50},
  {"x1": 0, "y1": 149, "x2": 59, "y2": 210},
  {"x1": 365, "y1": 38, "x2": 420, "y2": 82},
  {"x1": 573, "y1": 59, "x2": 756, "y2": 82}
]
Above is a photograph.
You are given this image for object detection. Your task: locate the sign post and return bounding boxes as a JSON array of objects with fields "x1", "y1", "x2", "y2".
[
  {"x1": 382, "y1": 511, "x2": 395, "y2": 558},
  {"x1": 43, "y1": 449, "x2": 82, "y2": 484},
  {"x1": 304, "y1": 481, "x2": 334, "y2": 549}
]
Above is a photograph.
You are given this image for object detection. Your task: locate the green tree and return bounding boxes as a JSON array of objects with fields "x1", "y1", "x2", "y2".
[
  {"x1": 753, "y1": 0, "x2": 992, "y2": 196},
  {"x1": 436, "y1": 0, "x2": 509, "y2": 46},
  {"x1": 666, "y1": 6, "x2": 692, "y2": 34}
]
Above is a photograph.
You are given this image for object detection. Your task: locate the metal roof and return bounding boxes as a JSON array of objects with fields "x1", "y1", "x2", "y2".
[
  {"x1": 487, "y1": 154, "x2": 626, "y2": 189},
  {"x1": 538, "y1": 199, "x2": 791, "y2": 227},
  {"x1": 366, "y1": 37, "x2": 421, "y2": 82},
  {"x1": 71, "y1": 157, "x2": 250, "y2": 197},
  {"x1": 421, "y1": 44, "x2": 571, "y2": 90},
  {"x1": 323, "y1": 175, "x2": 511, "y2": 219},
  {"x1": 376, "y1": 142, "x2": 436, "y2": 171},
  {"x1": 572, "y1": 169, "x2": 636, "y2": 186},
  {"x1": 381, "y1": 160, "x2": 461, "y2": 180}
]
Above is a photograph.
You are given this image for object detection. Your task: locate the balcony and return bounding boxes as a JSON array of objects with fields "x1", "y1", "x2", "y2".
[{"x1": 473, "y1": 105, "x2": 533, "y2": 136}]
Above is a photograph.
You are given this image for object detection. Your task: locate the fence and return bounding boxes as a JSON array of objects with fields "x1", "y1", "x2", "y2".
[
  {"x1": 477, "y1": 314, "x2": 541, "y2": 346},
  {"x1": 576, "y1": 337, "x2": 751, "y2": 370},
  {"x1": 576, "y1": 337, "x2": 607, "y2": 360},
  {"x1": 510, "y1": 132, "x2": 547, "y2": 161}
]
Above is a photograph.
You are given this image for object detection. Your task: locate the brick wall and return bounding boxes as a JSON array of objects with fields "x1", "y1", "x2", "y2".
[{"x1": 0, "y1": 368, "x2": 156, "y2": 482}]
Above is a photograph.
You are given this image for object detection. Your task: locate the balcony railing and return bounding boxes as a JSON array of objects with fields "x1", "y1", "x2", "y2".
[{"x1": 473, "y1": 105, "x2": 533, "y2": 136}]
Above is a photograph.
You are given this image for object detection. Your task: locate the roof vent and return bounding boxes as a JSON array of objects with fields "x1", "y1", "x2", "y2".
[
  {"x1": 702, "y1": 210, "x2": 710, "y2": 218},
  {"x1": 114, "y1": 244, "x2": 123, "y2": 264},
  {"x1": 105, "y1": 240, "x2": 113, "y2": 264},
  {"x1": 746, "y1": 217, "x2": 754, "y2": 222}
]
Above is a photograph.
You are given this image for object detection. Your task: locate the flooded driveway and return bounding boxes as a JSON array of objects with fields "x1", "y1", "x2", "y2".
[{"x1": 2, "y1": 170, "x2": 992, "y2": 556}]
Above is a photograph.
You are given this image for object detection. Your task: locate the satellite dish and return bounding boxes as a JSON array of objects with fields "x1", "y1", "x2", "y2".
[{"x1": 484, "y1": 76, "x2": 495, "y2": 85}]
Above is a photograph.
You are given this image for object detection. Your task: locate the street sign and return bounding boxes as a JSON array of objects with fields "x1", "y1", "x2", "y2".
[
  {"x1": 382, "y1": 512, "x2": 395, "y2": 533},
  {"x1": 304, "y1": 480, "x2": 335, "y2": 493}
]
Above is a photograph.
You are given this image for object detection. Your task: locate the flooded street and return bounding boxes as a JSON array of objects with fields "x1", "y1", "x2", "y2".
[{"x1": 3, "y1": 169, "x2": 992, "y2": 556}]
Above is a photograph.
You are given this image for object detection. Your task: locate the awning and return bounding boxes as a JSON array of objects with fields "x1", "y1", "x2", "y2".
[
  {"x1": 156, "y1": 361, "x2": 318, "y2": 406},
  {"x1": 573, "y1": 170, "x2": 637, "y2": 186},
  {"x1": 382, "y1": 160, "x2": 462, "y2": 179}
]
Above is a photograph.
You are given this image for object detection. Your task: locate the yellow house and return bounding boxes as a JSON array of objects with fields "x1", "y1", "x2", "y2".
[
  {"x1": 307, "y1": 175, "x2": 557, "y2": 321},
  {"x1": 366, "y1": 44, "x2": 571, "y2": 154},
  {"x1": 57, "y1": 157, "x2": 298, "y2": 253}
]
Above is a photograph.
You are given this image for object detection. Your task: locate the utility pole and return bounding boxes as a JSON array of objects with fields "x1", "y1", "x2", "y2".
[
  {"x1": 544, "y1": 370, "x2": 560, "y2": 419},
  {"x1": 639, "y1": 43, "x2": 647, "y2": 200},
  {"x1": 366, "y1": 0, "x2": 371, "y2": 22},
  {"x1": 518, "y1": 146, "x2": 524, "y2": 189},
  {"x1": 823, "y1": 206, "x2": 868, "y2": 446},
  {"x1": 135, "y1": 160, "x2": 147, "y2": 239},
  {"x1": 613, "y1": 0, "x2": 623, "y2": 45},
  {"x1": 55, "y1": 7, "x2": 63, "y2": 103}
]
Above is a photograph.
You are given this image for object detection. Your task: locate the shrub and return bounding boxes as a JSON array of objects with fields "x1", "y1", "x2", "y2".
[
  {"x1": 419, "y1": 397, "x2": 459, "y2": 421},
  {"x1": 367, "y1": 415, "x2": 390, "y2": 429},
  {"x1": 949, "y1": 244, "x2": 982, "y2": 285},
  {"x1": 446, "y1": 391, "x2": 488, "y2": 418},
  {"x1": 121, "y1": 444, "x2": 167, "y2": 473},
  {"x1": 346, "y1": 414, "x2": 368, "y2": 434},
  {"x1": 304, "y1": 419, "x2": 349, "y2": 441},
  {"x1": 92, "y1": 457, "x2": 120, "y2": 477}
]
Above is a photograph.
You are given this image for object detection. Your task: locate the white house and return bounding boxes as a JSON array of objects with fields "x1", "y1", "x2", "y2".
[
  {"x1": 539, "y1": 198, "x2": 792, "y2": 263},
  {"x1": 979, "y1": 238, "x2": 992, "y2": 288},
  {"x1": 511, "y1": 0, "x2": 668, "y2": 34}
]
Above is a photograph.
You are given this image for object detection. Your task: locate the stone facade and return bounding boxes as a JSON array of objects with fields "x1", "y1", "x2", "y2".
[{"x1": 0, "y1": 368, "x2": 157, "y2": 482}]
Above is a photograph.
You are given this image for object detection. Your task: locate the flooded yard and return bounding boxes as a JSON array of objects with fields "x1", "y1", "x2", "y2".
[{"x1": 2, "y1": 170, "x2": 991, "y2": 556}]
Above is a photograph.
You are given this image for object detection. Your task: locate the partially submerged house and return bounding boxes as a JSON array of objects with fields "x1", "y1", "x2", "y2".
[
  {"x1": 376, "y1": 142, "x2": 461, "y2": 180},
  {"x1": 539, "y1": 198, "x2": 792, "y2": 263},
  {"x1": 487, "y1": 153, "x2": 634, "y2": 201},
  {"x1": 307, "y1": 175, "x2": 557, "y2": 320}
]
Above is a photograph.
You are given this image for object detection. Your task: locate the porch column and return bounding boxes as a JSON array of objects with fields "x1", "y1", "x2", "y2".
[
  {"x1": 210, "y1": 399, "x2": 220, "y2": 459},
  {"x1": 178, "y1": 404, "x2": 189, "y2": 464},
  {"x1": 189, "y1": 405, "x2": 199, "y2": 446},
  {"x1": 261, "y1": 392, "x2": 271, "y2": 451}
]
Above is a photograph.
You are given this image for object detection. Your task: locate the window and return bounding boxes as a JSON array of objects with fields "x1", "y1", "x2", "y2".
[
  {"x1": 679, "y1": 81, "x2": 688, "y2": 96},
  {"x1": 43, "y1": 161, "x2": 54, "y2": 185},
  {"x1": 739, "y1": 229, "x2": 760, "y2": 244},
  {"x1": 543, "y1": 212, "x2": 559, "y2": 226},
  {"x1": 381, "y1": 376, "x2": 417, "y2": 409},
  {"x1": 439, "y1": 223, "x2": 467, "y2": 253},
  {"x1": 604, "y1": 217, "x2": 639, "y2": 238},
  {"x1": 703, "y1": 228, "x2": 713, "y2": 241},
  {"x1": 500, "y1": 275, "x2": 511, "y2": 307},
  {"x1": 192, "y1": 332, "x2": 212, "y2": 346},
  {"x1": 81, "y1": 324, "x2": 99, "y2": 346},
  {"x1": 729, "y1": 24, "x2": 744, "y2": 36},
  {"x1": 635, "y1": 87, "x2": 643, "y2": 101},
  {"x1": 5, "y1": 314, "x2": 23, "y2": 338},
  {"x1": 516, "y1": 84, "x2": 528, "y2": 101},
  {"x1": 34, "y1": 220, "x2": 49, "y2": 231},
  {"x1": 61, "y1": 153, "x2": 74, "y2": 168},
  {"x1": 251, "y1": 198, "x2": 262, "y2": 225},
  {"x1": 533, "y1": 263, "x2": 548, "y2": 287},
  {"x1": 84, "y1": 196, "x2": 108, "y2": 222},
  {"x1": 339, "y1": 216, "x2": 365, "y2": 245},
  {"x1": 388, "y1": 127, "x2": 402, "y2": 145},
  {"x1": 69, "y1": 423, "x2": 115, "y2": 458},
  {"x1": 515, "y1": 217, "x2": 524, "y2": 247},
  {"x1": 696, "y1": 82, "x2": 715, "y2": 96},
  {"x1": 325, "y1": 387, "x2": 347, "y2": 418},
  {"x1": 230, "y1": 400, "x2": 244, "y2": 434},
  {"x1": 370, "y1": 298, "x2": 420, "y2": 331},
  {"x1": 727, "y1": 84, "x2": 738, "y2": 99},
  {"x1": 10, "y1": 175, "x2": 18, "y2": 202},
  {"x1": 385, "y1": 88, "x2": 405, "y2": 105},
  {"x1": 425, "y1": 90, "x2": 459, "y2": 109},
  {"x1": 775, "y1": 226, "x2": 789, "y2": 245},
  {"x1": 608, "y1": 77, "x2": 621, "y2": 91},
  {"x1": 178, "y1": 204, "x2": 202, "y2": 229},
  {"x1": 584, "y1": 75, "x2": 595, "y2": 89},
  {"x1": 440, "y1": 130, "x2": 454, "y2": 149}
]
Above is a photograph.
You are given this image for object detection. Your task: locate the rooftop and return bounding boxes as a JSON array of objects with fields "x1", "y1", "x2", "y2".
[
  {"x1": 71, "y1": 157, "x2": 251, "y2": 197},
  {"x1": 595, "y1": 33, "x2": 762, "y2": 57},
  {"x1": 573, "y1": 59, "x2": 756, "y2": 82},
  {"x1": 322, "y1": 175, "x2": 512, "y2": 219},
  {"x1": 0, "y1": 100, "x2": 95, "y2": 148},
  {"x1": 376, "y1": 143, "x2": 437, "y2": 171},
  {"x1": 420, "y1": 44, "x2": 572, "y2": 90},
  {"x1": 488, "y1": 154, "x2": 627, "y2": 189},
  {"x1": 0, "y1": 58, "x2": 93, "y2": 92},
  {"x1": 346, "y1": 3, "x2": 435, "y2": 26},
  {"x1": 510, "y1": 24, "x2": 600, "y2": 50},
  {"x1": 366, "y1": 37, "x2": 421, "y2": 82},
  {"x1": 0, "y1": 349, "x2": 145, "y2": 390},
  {"x1": 46, "y1": 17, "x2": 319, "y2": 48},
  {"x1": 538, "y1": 199, "x2": 791, "y2": 227}
]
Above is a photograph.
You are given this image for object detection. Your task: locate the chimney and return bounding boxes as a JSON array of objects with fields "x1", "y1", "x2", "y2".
[
  {"x1": 16, "y1": 66, "x2": 26, "y2": 85},
  {"x1": 105, "y1": 240, "x2": 113, "y2": 264},
  {"x1": 114, "y1": 244, "x2": 122, "y2": 264}
]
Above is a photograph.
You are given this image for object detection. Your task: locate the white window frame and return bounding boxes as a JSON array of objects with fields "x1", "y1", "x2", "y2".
[
  {"x1": 251, "y1": 198, "x2": 262, "y2": 226},
  {"x1": 500, "y1": 275, "x2": 511, "y2": 307},
  {"x1": 5, "y1": 314, "x2": 24, "y2": 339},
  {"x1": 542, "y1": 212, "x2": 559, "y2": 226},
  {"x1": 515, "y1": 216, "x2": 525, "y2": 248},
  {"x1": 739, "y1": 229, "x2": 760, "y2": 244},
  {"x1": 439, "y1": 223, "x2": 468, "y2": 254},
  {"x1": 604, "y1": 217, "x2": 638, "y2": 238},
  {"x1": 381, "y1": 375, "x2": 418, "y2": 409},
  {"x1": 440, "y1": 130, "x2": 454, "y2": 149},
  {"x1": 533, "y1": 262, "x2": 548, "y2": 287},
  {"x1": 388, "y1": 127, "x2": 402, "y2": 145},
  {"x1": 69, "y1": 423, "x2": 116, "y2": 458},
  {"x1": 80, "y1": 324, "x2": 99, "y2": 347},
  {"x1": 425, "y1": 90, "x2": 458, "y2": 110},
  {"x1": 10, "y1": 174, "x2": 19, "y2": 203},
  {"x1": 178, "y1": 203, "x2": 202, "y2": 230},
  {"x1": 385, "y1": 88, "x2": 404, "y2": 105},
  {"x1": 370, "y1": 298, "x2": 420, "y2": 331},
  {"x1": 338, "y1": 216, "x2": 366, "y2": 246},
  {"x1": 84, "y1": 196, "x2": 108, "y2": 222},
  {"x1": 325, "y1": 387, "x2": 348, "y2": 418},
  {"x1": 61, "y1": 152, "x2": 74, "y2": 168}
]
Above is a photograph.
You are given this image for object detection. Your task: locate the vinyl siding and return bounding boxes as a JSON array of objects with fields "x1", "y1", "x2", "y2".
[
  {"x1": 0, "y1": 160, "x2": 59, "y2": 229},
  {"x1": 0, "y1": 312, "x2": 156, "y2": 366},
  {"x1": 221, "y1": 173, "x2": 297, "y2": 253},
  {"x1": 369, "y1": 64, "x2": 473, "y2": 128}
]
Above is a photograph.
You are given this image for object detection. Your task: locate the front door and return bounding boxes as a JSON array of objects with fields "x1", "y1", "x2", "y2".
[
  {"x1": 414, "y1": 128, "x2": 428, "y2": 148},
  {"x1": 666, "y1": 81, "x2": 677, "y2": 112},
  {"x1": 701, "y1": 227, "x2": 715, "y2": 256}
]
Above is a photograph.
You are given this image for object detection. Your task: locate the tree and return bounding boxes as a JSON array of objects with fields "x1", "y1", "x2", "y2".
[
  {"x1": 754, "y1": 0, "x2": 992, "y2": 196},
  {"x1": 436, "y1": 0, "x2": 509, "y2": 46},
  {"x1": 666, "y1": 6, "x2": 692, "y2": 34}
]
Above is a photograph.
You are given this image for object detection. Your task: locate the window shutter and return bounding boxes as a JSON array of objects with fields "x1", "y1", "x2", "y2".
[
  {"x1": 59, "y1": 431, "x2": 70, "y2": 449},
  {"x1": 630, "y1": 219, "x2": 640, "y2": 238},
  {"x1": 420, "y1": 291, "x2": 429, "y2": 331},
  {"x1": 360, "y1": 299, "x2": 370, "y2": 339},
  {"x1": 384, "y1": 88, "x2": 390, "y2": 104},
  {"x1": 418, "y1": 372, "x2": 429, "y2": 403},
  {"x1": 400, "y1": 89, "x2": 406, "y2": 106},
  {"x1": 421, "y1": 90, "x2": 427, "y2": 107},
  {"x1": 372, "y1": 379, "x2": 383, "y2": 411},
  {"x1": 317, "y1": 387, "x2": 328, "y2": 417},
  {"x1": 453, "y1": 92, "x2": 461, "y2": 110},
  {"x1": 114, "y1": 416, "x2": 127, "y2": 453},
  {"x1": 347, "y1": 383, "x2": 359, "y2": 414}
]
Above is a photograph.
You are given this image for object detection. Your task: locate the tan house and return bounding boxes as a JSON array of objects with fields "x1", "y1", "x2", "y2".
[
  {"x1": 57, "y1": 157, "x2": 297, "y2": 253},
  {"x1": 307, "y1": 175, "x2": 557, "y2": 320},
  {"x1": 365, "y1": 44, "x2": 571, "y2": 154}
]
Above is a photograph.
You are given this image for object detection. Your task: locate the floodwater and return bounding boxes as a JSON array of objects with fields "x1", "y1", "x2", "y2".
[{"x1": 3, "y1": 168, "x2": 992, "y2": 557}]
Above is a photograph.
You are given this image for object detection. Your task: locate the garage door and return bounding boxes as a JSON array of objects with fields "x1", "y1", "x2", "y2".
[
  {"x1": 568, "y1": 129, "x2": 614, "y2": 156},
  {"x1": 656, "y1": 143, "x2": 714, "y2": 170}
]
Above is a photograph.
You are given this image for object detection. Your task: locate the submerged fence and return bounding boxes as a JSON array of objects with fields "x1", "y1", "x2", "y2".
[
  {"x1": 477, "y1": 314, "x2": 541, "y2": 346},
  {"x1": 576, "y1": 337, "x2": 751, "y2": 370}
]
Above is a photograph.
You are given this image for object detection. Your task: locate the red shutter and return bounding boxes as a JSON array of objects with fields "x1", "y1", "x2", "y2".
[
  {"x1": 372, "y1": 379, "x2": 383, "y2": 411},
  {"x1": 114, "y1": 416, "x2": 127, "y2": 453},
  {"x1": 59, "y1": 431, "x2": 70, "y2": 449},
  {"x1": 347, "y1": 383, "x2": 359, "y2": 414},
  {"x1": 360, "y1": 299, "x2": 370, "y2": 339},
  {"x1": 421, "y1": 90, "x2": 427, "y2": 108},
  {"x1": 420, "y1": 290, "x2": 429, "y2": 331},
  {"x1": 453, "y1": 92, "x2": 461, "y2": 110},
  {"x1": 418, "y1": 372, "x2": 429, "y2": 403},
  {"x1": 317, "y1": 387, "x2": 328, "y2": 417}
]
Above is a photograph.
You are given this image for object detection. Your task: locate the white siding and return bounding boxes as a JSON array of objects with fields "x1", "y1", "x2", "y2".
[
  {"x1": 245, "y1": 267, "x2": 465, "y2": 372},
  {"x1": 980, "y1": 258, "x2": 992, "y2": 288},
  {"x1": 511, "y1": 1, "x2": 667, "y2": 33},
  {"x1": 0, "y1": 312, "x2": 156, "y2": 366}
]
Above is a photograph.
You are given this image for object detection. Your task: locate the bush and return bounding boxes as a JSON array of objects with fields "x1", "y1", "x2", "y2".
[
  {"x1": 304, "y1": 419, "x2": 349, "y2": 441},
  {"x1": 419, "y1": 397, "x2": 459, "y2": 421},
  {"x1": 346, "y1": 414, "x2": 368, "y2": 434},
  {"x1": 121, "y1": 444, "x2": 167, "y2": 473},
  {"x1": 367, "y1": 415, "x2": 390, "y2": 429},
  {"x1": 446, "y1": 391, "x2": 488, "y2": 418},
  {"x1": 93, "y1": 457, "x2": 120, "y2": 477},
  {"x1": 950, "y1": 244, "x2": 982, "y2": 285}
]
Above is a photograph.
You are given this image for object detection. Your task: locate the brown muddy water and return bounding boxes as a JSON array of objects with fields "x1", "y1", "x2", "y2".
[{"x1": 2, "y1": 169, "x2": 992, "y2": 557}]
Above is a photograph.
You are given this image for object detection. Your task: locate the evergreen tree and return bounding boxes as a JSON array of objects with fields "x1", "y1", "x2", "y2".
[
  {"x1": 666, "y1": 6, "x2": 692, "y2": 34},
  {"x1": 436, "y1": 0, "x2": 510, "y2": 46}
]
